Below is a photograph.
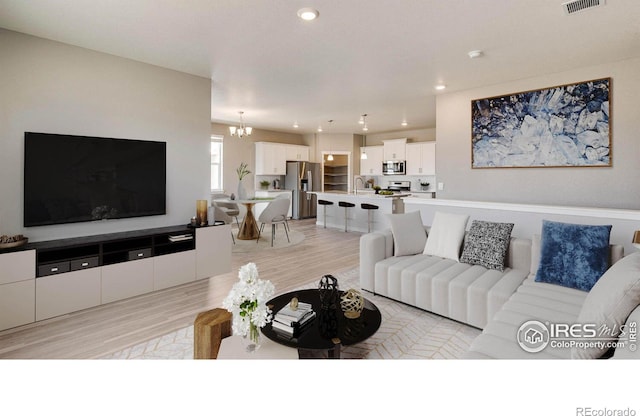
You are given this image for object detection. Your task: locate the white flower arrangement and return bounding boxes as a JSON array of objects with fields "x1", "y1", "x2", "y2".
[{"x1": 222, "y1": 263, "x2": 275, "y2": 342}]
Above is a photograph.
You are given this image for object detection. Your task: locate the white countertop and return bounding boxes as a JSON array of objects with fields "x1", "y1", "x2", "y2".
[{"x1": 311, "y1": 191, "x2": 412, "y2": 199}]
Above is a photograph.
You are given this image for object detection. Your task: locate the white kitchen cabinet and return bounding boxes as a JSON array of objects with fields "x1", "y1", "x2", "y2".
[
  {"x1": 360, "y1": 146, "x2": 383, "y2": 175},
  {"x1": 36, "y1": 267, "x2": 101, "y2": 321},
  {"x1": 255, "y1": 142, "x2": 286, "y2": 175},
  {"x1": 406, "y1": 142, "x2": 436, "y2": 175},
  {"x1": 285, "y1": 144, "x2": 309, "y2": 161},
  {"x1": 383, "y1": 138, "x2": 407, "y2": 161}
]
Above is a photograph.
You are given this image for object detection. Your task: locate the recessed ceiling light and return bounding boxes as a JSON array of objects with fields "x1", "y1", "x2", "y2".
[
  {"x1": 297, "y1": 8, "x2": 319, "y2": 21},
  {"x1": 435, "y1": 84, "x2": 446, "y2": 91},
  {"x1": 468, "y1": 50, "x2": 483, "y2": 59},
  {"x1": 293, "y1": 122, "x2": 299, "y2": 128},
  {"x1": 401, "y1": 121, "x2": 408, "y2": 127},
  {"x1": 317, "y1": 126, "x2": 323, "y2": 132}
]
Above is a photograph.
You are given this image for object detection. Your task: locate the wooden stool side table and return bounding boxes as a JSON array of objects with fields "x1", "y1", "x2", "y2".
[{"x1": 193, "y1": 308, "x2": 232, "y2": 359}]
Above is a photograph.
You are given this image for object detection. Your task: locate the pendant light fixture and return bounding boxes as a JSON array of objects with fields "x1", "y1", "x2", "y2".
[
  {"x1": 229, "y1": 111, "x2": 252, "y2": 138},
  {"x1": 326, "y1": 120, "x2": 334, "y2": 161},
  {"x1": 360, "y1": 114, "x2": 368, "y2": 159}
]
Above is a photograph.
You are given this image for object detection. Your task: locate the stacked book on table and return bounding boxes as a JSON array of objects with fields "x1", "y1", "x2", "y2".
[{"x1": 271, "y1": 302, "x2": 316, "y2": 337}]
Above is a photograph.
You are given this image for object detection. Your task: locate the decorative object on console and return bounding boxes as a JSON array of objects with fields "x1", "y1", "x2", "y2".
[
  {"x1": 423, "y1": 211, "x2": 470, "y2": 261},
  {"x1": 222, "y1": 262, "x2": 275, "y2": 353},
  {"x1": 420, "y1": 181, "x2": 430, "y2": 190},
  {"x1": 460, "y1": 220, "x2": 514, "y2": 271},
  {"x1": 340, "y1": 289, "x2": 365, "y2": 319},
  {"x1": 386, "y1": 210, "x2": 427, "y2": 257},
  {"x1": 471, "y1": 77, "x2": 611, "y2": 168},
  {"x1": 229, "y1": 111, "x2": 252, "y2": 138},
  {"x1": 318, "y1": 274, "x2": 339, "y2": 309},
  {"x1": 535, "y1": 220, "x2": 612, "y2": 292},
  {"x1": 0, "y1": 234, "x2": 28, "y2": 249},
  {"x1": 196, "y1": 200, "x2": 208, "y2": 226},
  {"x1": 633, "y1": 230, "x2": 640, "y2": 250}
]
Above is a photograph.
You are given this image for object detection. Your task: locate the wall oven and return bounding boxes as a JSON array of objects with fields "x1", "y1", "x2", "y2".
[{"x1": 382, "y1": 160, "x2": 406, "y2": 175}]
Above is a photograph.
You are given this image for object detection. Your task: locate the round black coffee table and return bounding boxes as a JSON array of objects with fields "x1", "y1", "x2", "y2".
[{"x1": 262, "y1": 289, "x2": 381, "y2": 358}]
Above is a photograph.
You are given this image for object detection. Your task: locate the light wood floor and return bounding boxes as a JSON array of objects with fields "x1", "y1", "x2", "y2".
[{"x1": 0, "y1": 219, "x2": 362, "y2": 359}]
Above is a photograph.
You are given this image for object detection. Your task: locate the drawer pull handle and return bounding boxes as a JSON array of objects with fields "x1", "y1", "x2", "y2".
[
  {"x1": 51, "y1": 267, "x2": 58, "y2": 272},
  {"x1": 81, "y1": 262, "x2": 89, "y2": 267},
  {"x1": 137, "y1": 253, "x2": 144, "y2": 257}
]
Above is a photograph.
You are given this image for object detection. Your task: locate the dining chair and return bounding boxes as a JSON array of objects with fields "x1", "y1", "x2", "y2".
[
  {"x1": 256, "y1": 198, "x2": 290, "y2": 247},
  {"x1": 211, "y1": 194, "x2": 240, "y2": 226},
  {"x1": 273, "y1": 193, "x2": 291, "y2": 232},
  {"x1": 213, "y1": 205, "x2": 235, "y2": 244}
]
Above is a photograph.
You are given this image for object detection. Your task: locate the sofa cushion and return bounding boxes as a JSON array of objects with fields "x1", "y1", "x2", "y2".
[
  {"x1": 573, "y1": 252, "x2": 640, "y2": 359},
  {"x1": 460, "y1": 220, "x2": 514, "y2": 271},
  {"x1": 386, "y1": 210, "x2": 427, "y2": 256},
  {"x1": 534, "y1": 220, "x2": 612, "y2": 292},
  {"x1": 423, "y1": 211, "x2": 469, "y2": 261}
]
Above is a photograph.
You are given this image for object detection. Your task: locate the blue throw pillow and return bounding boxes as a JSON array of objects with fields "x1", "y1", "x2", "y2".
[{"x1": 535, "y1": 220, "x2": 612, "y2": 292}]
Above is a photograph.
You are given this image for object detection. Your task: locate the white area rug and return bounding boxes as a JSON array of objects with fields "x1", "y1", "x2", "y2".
[{"x1": 101, "y1": 268, "x2": 481, "y2": 359}]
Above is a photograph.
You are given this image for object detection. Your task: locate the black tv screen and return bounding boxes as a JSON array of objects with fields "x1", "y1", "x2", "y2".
[{"x1": 24, "y1": 132, "x2": 166, "y2": 227}]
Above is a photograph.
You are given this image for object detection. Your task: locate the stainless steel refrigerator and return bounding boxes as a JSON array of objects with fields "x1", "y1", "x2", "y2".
[{"x1": 285, "y1": 161, "x2": 321, "y2": 219}]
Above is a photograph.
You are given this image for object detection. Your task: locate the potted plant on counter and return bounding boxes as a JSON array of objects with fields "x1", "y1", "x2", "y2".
[{"x1": 259, "y1": 180, "x2": 270, "y2": 190}]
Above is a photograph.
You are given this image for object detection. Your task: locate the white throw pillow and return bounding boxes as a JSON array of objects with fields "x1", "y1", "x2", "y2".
[
  {"x1": 386, "y1": 210, "x2": 427, "y2": 257},
  {"x1": 572, "y1": 252, "x2": 640, "y2": 359},
  {"x1": 423, "y1": 211, "x2": 469, "y2": 261}
]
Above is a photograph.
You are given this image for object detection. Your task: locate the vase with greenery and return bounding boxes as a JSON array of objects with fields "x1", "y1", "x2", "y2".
[
  {"x1": 236, "y1": 162, "x2": 251, "y2": 200},
  {"x1": 260, "y1": 180, "x2": 270, "y2": 190},
  {"x1": 222, "y1": 262, "x2": 275, "y2": 352}
]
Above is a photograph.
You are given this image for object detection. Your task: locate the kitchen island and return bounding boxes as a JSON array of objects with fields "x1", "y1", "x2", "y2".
[{"x1": 311, "y1": 191, "x2": 411, "y2": 233}]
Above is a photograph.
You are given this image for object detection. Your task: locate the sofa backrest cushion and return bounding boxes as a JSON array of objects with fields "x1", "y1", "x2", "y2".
[
  {"x1": 386, "y1": 210, "x2": 427, "y2": 256},
  {"x1": 423, "y1": 211, "x2": 469, "y2": 261},
  {"x1": 534, "y1": 220, "x2": 612, "y2": 292},
  {"x1": 573, "y1": 252, "x2": 640, "y2": 359},
  {"x1": 530, "y1": 234, "x2": 625, "y2": 276},
  {"x1": 460, "y1": 220, "x2": 514, "y2": 271}
]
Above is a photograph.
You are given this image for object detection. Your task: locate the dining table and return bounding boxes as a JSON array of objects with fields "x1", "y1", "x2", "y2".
[{"x1": 232, "y1": 198, "x2": 274, "y2": 240}]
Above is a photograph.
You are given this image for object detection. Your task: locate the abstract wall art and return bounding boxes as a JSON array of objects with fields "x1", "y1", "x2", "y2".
[{"x1": 471, "y1": 78, "x2": 611, "y2": 168}]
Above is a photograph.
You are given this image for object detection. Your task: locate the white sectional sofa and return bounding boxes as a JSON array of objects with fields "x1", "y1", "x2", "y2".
[{"x1": 360, "y1": 211, "x2": 640, "y2": 359}]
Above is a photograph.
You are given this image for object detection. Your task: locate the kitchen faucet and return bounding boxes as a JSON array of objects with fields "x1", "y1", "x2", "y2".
[{"x1": 354, "y1": 176, "x2": 365, "y2": 195}]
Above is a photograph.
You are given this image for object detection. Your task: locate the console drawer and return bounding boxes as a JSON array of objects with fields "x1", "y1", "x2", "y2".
[
  {"x1": 128, "y1": 248, "x2": 152, "y2": 261},
  {"x1": 70, "y1": 256, "x2": 100, "y2": 271},
  {"x1": 38, "y1": 261, "x2": 70, "y2": 277}
]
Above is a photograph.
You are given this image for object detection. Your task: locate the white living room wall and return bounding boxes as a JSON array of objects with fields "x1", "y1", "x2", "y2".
[
  {"x1": 0, "y1": 29, "x2": 212, "y2": 242},
  {"x1": 435, "y1": 57, "x2": 640, "y2": 210}
]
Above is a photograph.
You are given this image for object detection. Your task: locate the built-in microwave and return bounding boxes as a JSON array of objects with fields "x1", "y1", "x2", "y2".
[{"x1": 382, "y1": 160, "x2": 406, "y2": 175}]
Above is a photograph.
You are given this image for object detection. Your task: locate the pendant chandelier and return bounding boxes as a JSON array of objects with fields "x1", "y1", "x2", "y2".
[{"x1": 229, "y1": 111, "x2": 252, "y2": 138}]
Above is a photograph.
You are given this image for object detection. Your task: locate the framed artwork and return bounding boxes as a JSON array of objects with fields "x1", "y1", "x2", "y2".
[{"x1": 471, "y1": 78, "x2": 611, "y2": 168}]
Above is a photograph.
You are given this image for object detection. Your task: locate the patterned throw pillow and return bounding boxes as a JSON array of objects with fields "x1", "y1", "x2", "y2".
[
  {"x1": 460, "y1": 220, "x2": 514, "y2": 271},
  {"x1": 534, "y1": 220, "x2": 612, "y2": 292}
]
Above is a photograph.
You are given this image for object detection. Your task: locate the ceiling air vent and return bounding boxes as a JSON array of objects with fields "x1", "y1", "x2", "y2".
[{"x1": 562, "y1": 0, "x2": 605, "y2": 15}]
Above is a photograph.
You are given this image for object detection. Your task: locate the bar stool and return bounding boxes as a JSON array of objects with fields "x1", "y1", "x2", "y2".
[
  {"x1": 361, "y1": 203, "x2": 379, "y2": 233},
  {"x1": 318, "y1": 200, "x2": 334, "y2": 229},
  {"x1": 338, "y1": 201, "x2": 355, "y2": 232}
]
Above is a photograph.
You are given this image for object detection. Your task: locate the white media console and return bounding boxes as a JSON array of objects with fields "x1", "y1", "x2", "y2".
[{"x1": 0, "y1": 224, "x2": 232, "y2": 331}]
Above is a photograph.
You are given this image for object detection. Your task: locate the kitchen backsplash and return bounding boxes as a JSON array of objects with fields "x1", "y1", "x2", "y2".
[{"x1": 358, "y1": 175, "x2": 436, "y2": 192}]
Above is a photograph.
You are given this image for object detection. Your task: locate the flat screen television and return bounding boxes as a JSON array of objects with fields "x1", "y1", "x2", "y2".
[{"x1": 24, "y1": 132, "x2": 166, "y2": 227}]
